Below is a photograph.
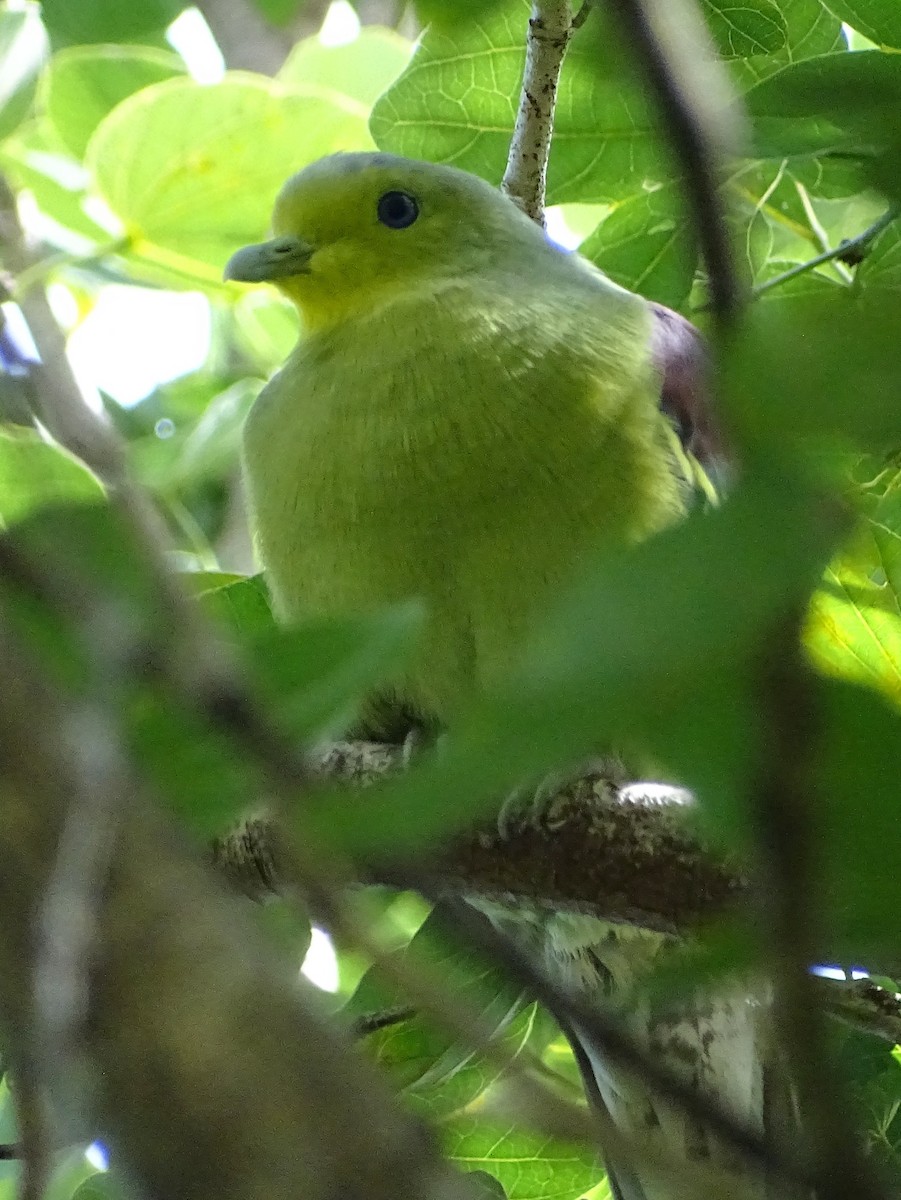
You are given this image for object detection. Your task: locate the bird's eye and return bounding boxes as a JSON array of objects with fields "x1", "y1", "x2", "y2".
[{"x1": 377, "y1": 191, "x2": 419, "y2": 229}]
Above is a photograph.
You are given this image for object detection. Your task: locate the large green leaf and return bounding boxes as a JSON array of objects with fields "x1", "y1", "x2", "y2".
[
  {"x1": 46, "y1": 44, "x2": 185, "y2": 159},
  {"x1": 745, "y1": 49, "x2": 901, "y2": 158},
  {"x1": 443, "y1": 1118, "x2": 603, "y2": 1200},
  {"x1": 806, "y1": 562, "x2": 901, "y2": 706},
  {"x1": 87, "y1": 74, "x2": 371, "y2": 282},
  {"x1": 578, "y1": 183, "x2": 697, "y2": 308},
  {"x1": 821, "y1": 0, "x2": 901, "y2": 48},
  {"x1": 370, "y1": 0, "x2": 665, "y2": 204}
]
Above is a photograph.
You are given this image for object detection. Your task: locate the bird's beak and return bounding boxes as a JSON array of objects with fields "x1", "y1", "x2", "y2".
[{"x1": 223, "y1": 235, "x2": 314, "y2": 283}]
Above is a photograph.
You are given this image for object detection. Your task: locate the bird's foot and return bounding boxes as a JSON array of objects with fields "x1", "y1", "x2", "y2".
[{"x1": 495, "y1": 756, "x2": 629, "y2": 841}]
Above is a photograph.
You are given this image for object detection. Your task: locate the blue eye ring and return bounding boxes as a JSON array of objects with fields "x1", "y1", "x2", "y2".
[{"x1": 377, "y1": 191, "x2": 419, "y2": 229}]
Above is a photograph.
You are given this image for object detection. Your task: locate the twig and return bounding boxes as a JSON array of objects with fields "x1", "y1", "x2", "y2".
[
  {"x1": 755, "y1": 624, "x2": 889, "y2": 1200},
  {"x1": 501, "y1": 1, "x2": 577, "y2": 226},
  {"x1": 752, "y1": 206, "x2": 900, "y2": 299},
  {"x1": 603, "y1": 0, "x2": 743, "y2": 328}
]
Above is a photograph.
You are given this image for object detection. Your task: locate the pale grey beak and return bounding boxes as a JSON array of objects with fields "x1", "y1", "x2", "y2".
[{"x1": 223, "y1": 235, "x2": 314, "y2": 282}]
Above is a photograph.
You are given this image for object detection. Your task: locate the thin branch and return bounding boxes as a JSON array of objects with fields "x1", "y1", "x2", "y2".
[
  {"x1": 213, "y1": 752, "x2": 747, "y2": 931},
  {"x1": 501, "y1": 1, "x2": 577, "y2": 226},
  {"x1": 604, "y1": 0, "x2": 743, "y2": 328},
  {"x1": 752, "y1": 206, "x2": 900, "y2": 300}
]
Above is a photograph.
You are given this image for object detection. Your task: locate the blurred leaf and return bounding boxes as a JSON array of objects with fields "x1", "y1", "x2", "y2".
[
  {"x1": 88, "y1": 74, "x2": 370, "y2": 281},
  {"x1": 817, "y1": 680, "x2": 901, "y2": 960},
  {"x1": 40, "y1": 0, "x2": 181, "y2": 44},
  {"x1": 70, "y1": 1171, "x2": 130, "y2": 1200},
  {"x1": 310, "y1": 472, "x2": 842, "y2": 858},
  {"x1": 251, "y1": 0, "x2": 305, "y2": 25},
  {"x1": 745, "y1": 49, "x2": 901, "y2": 159},
  {"x1": 247, "y1": 602, "x2": 424, "y2": 740},
  {"x1": 371, "y1": 0, "x2": 666, "y2": 204},
  {"x1": 232, "y1": 290, "x2": 298, "y2": 372},
  {"x1": 443, "y1": 1118, "x2": 602, "y2": 1200},
  {"x1": 578, "y1": 183, "x2": 696, "y2": 309},
  {"x1": 821, "y1": 0, "x2": 901, "y2": 49},
  {"x1": 45, "y1": 44, "x2": 185, "y2": 159},
  {"x1": 701, "y1": 0, "x2": 787, "y2": 58},
  {"x1": 252, "y1": 900, "x2": 312, "y2": 973},
  {"x1": 724, "y1": 294, "x2": 901, "y2": 449},
  {"x1": 0, "y1": 426, "x2": 104, "y2": 527},
  {"x1": 0, "y1": 3, "x2": 48, "y2": 142},
  {"x1": 199, "y1": 574, "x2": 275, "y2": 637},
  {"x1": 278, "y1": 26, "x2": 413, "y2": 107},
  {"x1": 130, "y1": 380, "x2": 258, "y2": 495},
  {"x1": 2, "y1": 121, "x2": 114, "y2": 243}
]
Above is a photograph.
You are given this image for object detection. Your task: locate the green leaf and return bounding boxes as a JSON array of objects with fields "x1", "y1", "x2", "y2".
[
  {"x1": 701, "y1": 0, "x2": 787, "y2": 58},
  {"x1": 731, "y1": 0, "x2": 843, "y2": 88},
  {"x1": 821, "y1": 0, "x2": 901, "y2": 49},
  {"x1": 251, "y1": 0, "x2": 305, "y2": 26},
  {"x1": 817, "y1": 680, "x2": 901, "y2": 959},
  {"x1": 0, "y1": 426, "x2": 104, "y2": 528},
  {"x1": 725, "y1": 294, "x2": 901, "y2": 449},
  {"x1": 70, "y1": 1171, "x2": 130, "y2": 1200},
  {"x1": 443, "y1": 1118, "x2": 602, "y2": 1200},
  {"x1": 130, "y1": 380, "x2": 258, "y2": 495},
  {"x1": 310, "y1": 472, "x2": 842, "y2": 858},
  {"x1": 198, "y1": 574, "x2": 275, "y2": 638},
  {"x1": 46, "y1": 44, "x2": 185, "y2": 160},
  {"x1": 856, "y1": 222, "x2": 901, "y2": 293},
  {"x1": 278, "y1": 27, "x2": 413, "y2": 108},
  {"x1": 88, "y1": 74, "x2": 371, "y2": 281},
  {"x1": 578, "y1": 184, "x2": 696, "y2": 308},
  {"x1": 1, "y1": 122, "x2": 113, "y2": 244},
  {"x1": 370, "y1": 0, "x2": 665, "y2": 204},
  {"x1": 745, "y1": 49, "x2": 901, "y2": 159},
  {"x1": 0, "y1": 3, "x2": 48, "y2": 142},
  {"x1": 806, "y1": 561, "x2": 901, "y2": 707},
  {"x1": 248, "y1": 603, "x2": 424, "y2": 741},
  {"x1": 345, "y1": 909, "x2": 531, "y2": 1114},
  {"x1": 40, "y1": 0, "x2": 182, "y2": 43}
]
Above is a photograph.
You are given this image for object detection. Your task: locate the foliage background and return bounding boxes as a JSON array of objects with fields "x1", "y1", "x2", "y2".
[{"x1": 4, "y1": 0, "x2": 901, "y2": 1197}]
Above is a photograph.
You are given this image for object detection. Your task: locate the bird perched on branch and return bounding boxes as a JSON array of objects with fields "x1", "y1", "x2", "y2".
[{"x1": 226, "y1": 151, "x2": 755, "y2": 1200}]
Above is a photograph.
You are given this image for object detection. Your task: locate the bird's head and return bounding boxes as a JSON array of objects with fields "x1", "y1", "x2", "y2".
[{"x1": 223, "y1": 152, "x2": 549, "y2": 330}]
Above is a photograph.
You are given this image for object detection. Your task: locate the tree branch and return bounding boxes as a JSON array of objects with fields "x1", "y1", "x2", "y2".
[
  {"x1": 0, "y1": 620, "x2": 477, "y2": 1200},
  {"x1": 213, "y1": 746, "x2": 747, "y2": 932},
  {"x1": 501, "y1": 1, "x2": 578, "y2": 226}
]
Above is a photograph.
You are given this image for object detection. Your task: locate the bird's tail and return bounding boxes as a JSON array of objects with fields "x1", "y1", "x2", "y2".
[{"x1": 542, "y1": 914, "x2": 773, "y2": 1200}]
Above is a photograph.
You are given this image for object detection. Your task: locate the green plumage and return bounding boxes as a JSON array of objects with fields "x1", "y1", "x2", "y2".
[{"x1": 231, "y1": 152, "x2": 689, "y2": 732}]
